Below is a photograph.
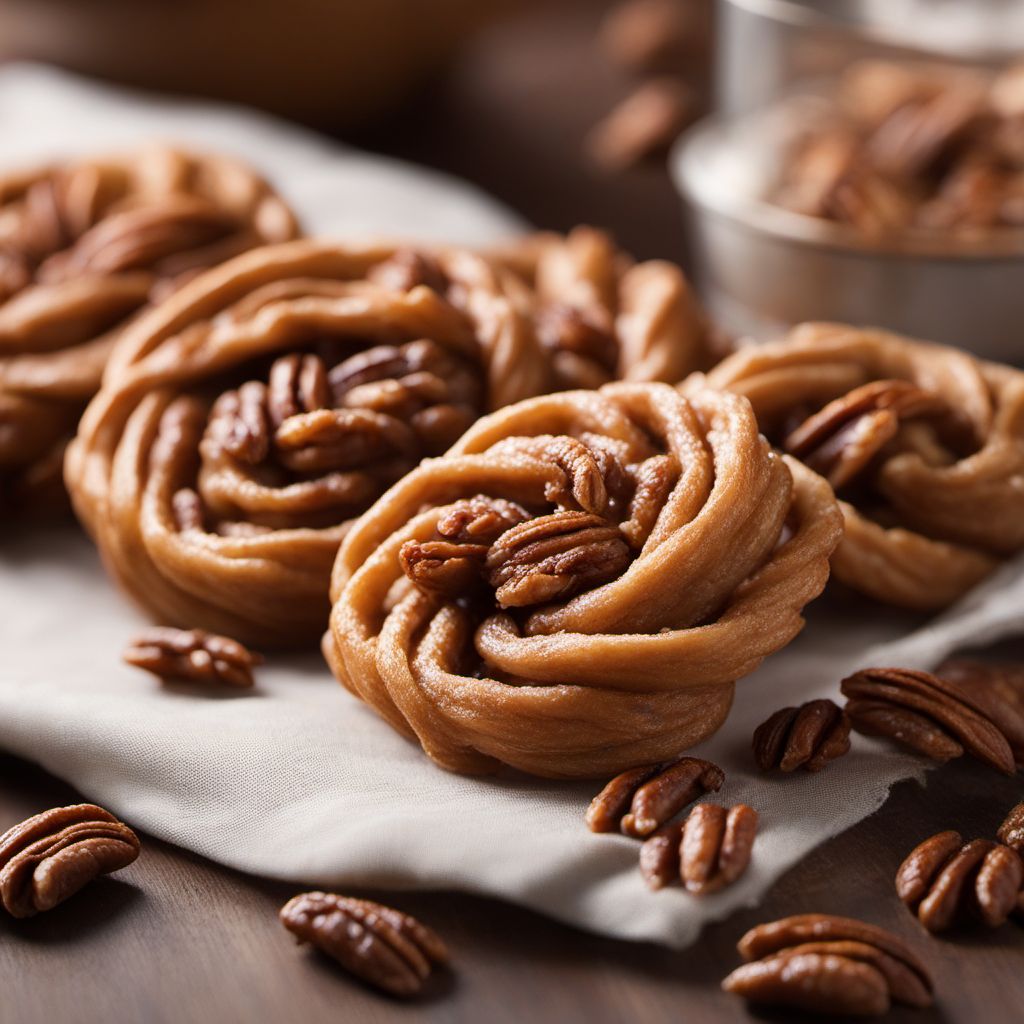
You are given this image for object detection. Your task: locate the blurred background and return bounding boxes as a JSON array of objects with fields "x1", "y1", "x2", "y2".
[{"x1": 1, "y1": 0, "x2": 1023, "y2": 358}]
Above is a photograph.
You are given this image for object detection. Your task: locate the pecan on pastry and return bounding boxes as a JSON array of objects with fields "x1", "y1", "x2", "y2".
[
  {"x1": 325, "y1": 381, "x2": 842, "y2": 778},
  {"x1": 65, "y1": 240, "x2": 549, "y2": 648},
  {"x1": 699, "y1": 322, "x2": 1024, "y2": 610},
  {"x1": 0, "y1": 145, "x2": 297, "y2": 514},
  {"x1": 492, "y1": 226, "x2": 717, "y2": 391}
]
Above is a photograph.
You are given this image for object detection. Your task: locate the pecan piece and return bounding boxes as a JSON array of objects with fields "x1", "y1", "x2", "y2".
[
  {"x1": 400, "y1": 497, "x2": 530, "y2": 598},
  {"x1": 937, "y1": 658, "x2": 1024, "y2": 766},
  {"x1": 536, "y1": 303, "x2": 618, "y2": 373},
  {"x1": 997, "y1": 802, "x2": 1024, "y2": 854},
  {"x1": 485, "y1": 510, "x2": 631, "y2": 608},
  {"x1": 753, "y1": 699, "x2": 851, "y2": 773},
  {"x1": 274, "y1": 407, "x2": 417, "y2": 474},
  {"x1": 840, "y1": 667, "x2": 1017, "y2": 774},
  {"x1": 124, "y1": 626, "x2": 262, "y2": 688},
  {"x1": 586, "y1": 756, "x2": 724, "y2": 837},
  {"x1": 730, "y1": 913, "x2": 933, "y2": 1013},
  {"x1": 267, "y1": 352, "x2": 331, "y2": 429},
  {"x1": 897, "y1": 832, "x2": 1023, "y2": 932},
  {"x1": 0, "y1": 804, "x2": 140, "y2": 918},
  {"x1": 279, "y1": 892, "x2": 448, "y2": 997},
  {"x1": 783, "y1": 380, "x2": 946, "y2": 490},
  {"x1": 367, "y1": 249, "x2": 448, "y2": 294},
  {"x1": 680, "y1": 803, "x2": 758, "y2": 895},
  {"x1": 723, "y1": 952, "x2": 891, "y2": 1016}
]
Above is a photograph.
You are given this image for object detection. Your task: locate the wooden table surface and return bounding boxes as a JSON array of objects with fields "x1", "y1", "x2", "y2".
[{"x1": 4, "y1": 3, "x2": 1024, "y2": 1022}]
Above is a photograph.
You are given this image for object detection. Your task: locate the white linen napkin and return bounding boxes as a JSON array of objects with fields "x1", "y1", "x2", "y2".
[{"x1": 2, "y1": 65, "x2": 1022, "y2": 948}]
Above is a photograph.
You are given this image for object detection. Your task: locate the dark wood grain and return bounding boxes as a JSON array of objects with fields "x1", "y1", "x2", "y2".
[{"x1": 3, "y1": 3, "x2": 1024, "y2": 1022}]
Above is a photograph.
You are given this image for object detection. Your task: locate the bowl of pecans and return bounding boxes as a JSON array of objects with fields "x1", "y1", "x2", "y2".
[{"x1": 674, "y1": 2, "x2": 1024, "y2": 363}]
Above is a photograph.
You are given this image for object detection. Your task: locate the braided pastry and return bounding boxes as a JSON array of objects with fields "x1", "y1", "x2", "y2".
[
  {"x1": 66, "y1": 239, "x2": 550, "y2": 648},
  {"x1": 701, "y1": 323, "x2": 1024, "y2": 609},
  {"x1": 325, "y1": 381, "x2": 842, "y2": 778},
  {"x1": 0, "y1": 145, "x2": 298, "y2": 512},
  {"x1": 494, "y1": 226, "x2": 716, "y2": 390}
]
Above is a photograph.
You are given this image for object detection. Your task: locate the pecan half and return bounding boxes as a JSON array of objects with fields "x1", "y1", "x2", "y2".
[
  {"x1": 752, "y1": 699, "x2": 851, "y2": 773},
  {"x1": 367, "y1": 248, "x2": 448, "y2": 294},
  {"x1": 897, "y1": 831, "x2": 1023, "y2": 932},
  {"x1": 0, "y1": 804, "x2": 140, "y2": 918},
  {"x1": 680, "y1": 803, "x2": 758, "y2": 895},
  {"x1": 937, "y1": 658, "x2": 1024, "y2": 766},
  {"x1": 727, "y1": 914, "x2": 933, "y2": 1014},
  {"x1": 586, "y1": 756, "x2": 724, "y2": 838},
  {"x1": 840, "y1": 667, "x2": 1017, "y2": 774},
  {"x1": 484, "y1": 510, "x2": 631, "y2": 608},
  {"x1": 267, "y1": 352, "x2": 331, "y2": 429},
  {"x1": 997, "y1": 802, "x2": 1024, "y2": 854},
  {"x1": 279, "y1": 892, "x2": 448, "y2": 997},
  {"x1": 783, "y1": 380, "x2": 945, "y2": 491},
  {"x1": 399, "y1": 497, "x2": 531, "y2": 598},
  {"x1": 536, "y1": 303, "x2": 618, "y2": 374},
  {"x1": 124, "y1": 626, "x2": 262, "y2": 688}
]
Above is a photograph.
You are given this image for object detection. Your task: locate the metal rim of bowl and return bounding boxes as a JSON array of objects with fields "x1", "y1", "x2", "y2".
[
  {"x1": 719, "y1": 0, "x2": 1022, "y2": 61},
  {"x1": 670, "y1": 113, "x2": 1024, "y2": 265}
]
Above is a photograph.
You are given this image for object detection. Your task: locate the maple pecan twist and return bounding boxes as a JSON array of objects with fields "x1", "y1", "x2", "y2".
[
  {"x1": 66, "y1": 240, "x2": 548, "y2": 648},
  {"x1": 326, "y1": 381, "x2": 842, "y2": 778},
  {"x1": 701, "y1": 322, "x2": 1024, "y2": 610},
  {"x1": 0, "y1": 145, "x2": 298, "y2": 513},
  {"x1": 493, "y1": 226, "x2": 716, "y2": 390}
]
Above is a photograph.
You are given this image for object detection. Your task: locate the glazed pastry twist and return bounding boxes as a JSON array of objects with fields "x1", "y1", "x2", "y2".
[
  {"x1": 494, "y1": 226, "x2": 715, "y2": 390},
  {"x1": 326, "y1": 381, "x2": 842, "y2": 778},
  {"x1": 0, "y1": 145, "x2": 298, "y2": 512},
  {"x1": 66, "y1": 240, "x2": 550, "y2": 647},
  {"x1": 701, "y1": 323, "x2": 1024, "y2": 609}
]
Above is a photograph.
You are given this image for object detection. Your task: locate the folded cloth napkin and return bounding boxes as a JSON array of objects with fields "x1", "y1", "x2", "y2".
[{"x1": 2, "y1": 65, "x2": 1023, "y2": 948}]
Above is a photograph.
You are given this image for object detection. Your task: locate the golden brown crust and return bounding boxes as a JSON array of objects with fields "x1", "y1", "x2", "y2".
[
  {"x1": 700, "y1": 323, "x2": 1024, "y2": 609},
  {"x1": 0, "y1": 144, "x2": 298, "y2": 513},
  {"x1": 66, "y1": 239, "x2": 550, "y2": 648},
  {"x1": 325, "y1": 381, "x2": 842, "y2": 778}
]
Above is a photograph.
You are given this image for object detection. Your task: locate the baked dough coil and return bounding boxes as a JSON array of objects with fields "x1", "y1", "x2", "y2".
[
  {"x1": 0, "y1": 145, "x2": 298, "y2": 511},
  {"x1": 700, "y1": 323, "x2": 1024, "y2": 609},
  {"x1": 326, "y1": 381, "x2": 842, "y2": 778},
  {"x1": 66, "y1": 240, "x2": 549, "y2": 647}
]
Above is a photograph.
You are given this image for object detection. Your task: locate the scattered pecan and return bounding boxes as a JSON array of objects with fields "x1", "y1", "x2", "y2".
[
  {"x1": 208, "y1": 380, "x2": 272, "y2": 464},
  {"x1": 782, "y1": 380, "x2": 945, "y2": 491},
  {"x1": 937, "y1": 658, "x2": 1024, "y2": 766},
  {"x1": 586, "y1": 756, "x2": 724, "y2": 838},
  {"x1": 997, "y1": 802, "x2": 1024, "y2": 854},
  {"x1": 724, "y1": 914, "x2": 933, "y2": 1014},
  {"x1": 840, "y1": 667, "x2": 1017, "y2": 774},
  {"x1": 484, "y1": 510, "x2": 631, "y2": 608},
  {"x1": 0, "y1": 804, "x2": 140, "y2": 918},
  {"x1": 897, "y1": 831, "x2": 1023, "y2": 932},
  {"x1": 752, "y1": 698, "x2": 851, "y2": 773},
  {"x1": 124, "y1": 626, "x2": 262, "y2": 688},
  {"x1": 681, "y1": 803, "x2": 758, "y2": 894},
  {"x1": 279, "y1": 892, "x2": 448, "y2": 997},
  {"x1": 267, "y1": 352, "x2": 331, "y2": 429}
]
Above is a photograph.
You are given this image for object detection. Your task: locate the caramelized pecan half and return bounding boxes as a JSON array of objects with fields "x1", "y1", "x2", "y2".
[
  {"x1": 586, "y1": 756, "x2": 725, "y2": 838},
  {"x1": 752, "y1": 699, "x2": 851, "y2": 773},
  {"x1": 124, "y1": 627, "x2": 262, "y2": 688},
  {"x1": 0, "y1": 804, "x2": 140, "y2": 918},
  {"x1": 897, "y1": 831, "x2": 1023, "y2": 932},
  {"x1": 840, "y1": 667, "x2": 1019, "y2": 774},
  {"x1": 279, "y1": 892, "x2": 448, "y2": 997},
  {"x1": 997, "y1": 802, "x2": 1024, "y2": 854},
  {"x1": 725, "y1": 913, "x2": 933, "y2": 1015},
  {"x1": 783, "y1": 380, "x2": 946, "y2": 491}
]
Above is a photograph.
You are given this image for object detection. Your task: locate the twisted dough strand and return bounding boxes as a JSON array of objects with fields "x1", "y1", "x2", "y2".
[{"x1": 327, "y1": 381, "x2": 841, "y2": 778}]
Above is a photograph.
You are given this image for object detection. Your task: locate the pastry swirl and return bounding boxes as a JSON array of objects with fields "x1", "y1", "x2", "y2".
[
  {"x1": 0, "y1": 145, "x2": 297, "y2": 511},
  {"x1": 66, "y1": 240, "x2": 549, "y2": 647},
  {"x1": 326, "y1": 381, "x2": 842, "y2": 778},
  {"x1": 701, "y1": 323, "x2": 1024, "y2": 609}
]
